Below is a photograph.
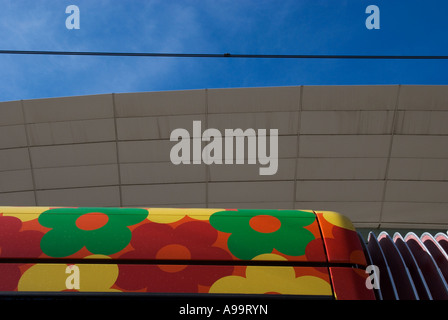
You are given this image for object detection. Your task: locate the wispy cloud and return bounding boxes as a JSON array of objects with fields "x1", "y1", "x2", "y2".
[
  {"x1": 0, "y1": 1, "x2": 211, "y2": 100},
  {"x1": 0, "y1": 1, "x2": 446, "y2": 102}
]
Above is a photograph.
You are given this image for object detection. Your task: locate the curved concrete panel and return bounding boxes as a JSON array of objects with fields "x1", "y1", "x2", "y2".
[{"x1": 0, "y1": 85, "x2": 447, "y2": 229}]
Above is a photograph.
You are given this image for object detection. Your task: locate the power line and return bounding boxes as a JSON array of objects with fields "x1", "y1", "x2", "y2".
[{"x1": 0, "y1": 49, "x2": 448, "y2": 59}]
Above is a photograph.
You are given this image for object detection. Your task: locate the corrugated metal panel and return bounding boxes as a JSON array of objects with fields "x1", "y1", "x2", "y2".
[{"x1": 363, "y1": 231, "x2": 448, "y2": 300}]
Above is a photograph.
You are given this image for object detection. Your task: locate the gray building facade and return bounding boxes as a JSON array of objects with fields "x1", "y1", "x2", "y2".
[{"x1": 0, "y1": 85, "x2": 447, "y2": 232}]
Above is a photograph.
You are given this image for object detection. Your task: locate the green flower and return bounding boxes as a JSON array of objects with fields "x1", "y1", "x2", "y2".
[
  {"x1": 209, "y1": 209, "x2": 315, "y2": 260},
  {"x1": 39, "y1": 207, "x2": 148, "y2": 258}
]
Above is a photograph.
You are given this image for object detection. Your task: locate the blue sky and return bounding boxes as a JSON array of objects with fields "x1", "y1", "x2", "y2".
[{"x1": 0, "y1": 0, "x2": 447, "y2": 102}]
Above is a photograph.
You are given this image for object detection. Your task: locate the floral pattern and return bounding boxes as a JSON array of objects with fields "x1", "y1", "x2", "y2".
[
  {"x1": 38, "y1": 207, "x2": 148, "y2": 257},
  {"x1": 146, "y1": 207, "x2": 224, "y2": 224},
  {"x1": 209, "y1": 254, "x2": 332, "y2": 296},
  {"x1": 115, "y1": 221, "x2": 234, "y2": 292},
  {"x1": 209, "y1": 209, "x2": 316, "y2": 260},
  {"x1": 0, "y1": 216, "x2": 44, "y2": 258},
  {"x1": 0, "y1": 216, "x2": 44, "y2": 291},
  {"x1": 0, "y1": 206, "x2": 372, "y2": 299},
  {"x1": 18, "y1": 255, "x2": 120, "y2": 292},
  {"x1": 315, "y1": 211, "x2": 367, "y2": 266}
]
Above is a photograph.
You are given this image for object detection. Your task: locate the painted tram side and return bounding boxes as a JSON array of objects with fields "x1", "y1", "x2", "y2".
[{"x1": 3, "y1": 206, "x2": 445, "y2": 300}]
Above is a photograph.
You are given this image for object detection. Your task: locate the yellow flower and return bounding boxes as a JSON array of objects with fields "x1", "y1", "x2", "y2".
[
  {"x1": 1, "y1": 206, "x2": 50, "y2": 222},
  {"x1": 18, "y1": 255, "x2": 120, "y2": 292},
  {"x1": 321, "y1": 211, "x2": 356, "y2": 231},
  {"x1": 209, "y1": 254, "x2": 332, "y2": 296},
  {"x1": 146, "y1": 208, "x2": 225, "y2": 224}
]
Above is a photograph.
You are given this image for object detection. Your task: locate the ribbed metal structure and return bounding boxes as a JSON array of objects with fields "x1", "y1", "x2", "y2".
[{"x1": 362, "y1": 231, "x2": 448, "y2": 300}]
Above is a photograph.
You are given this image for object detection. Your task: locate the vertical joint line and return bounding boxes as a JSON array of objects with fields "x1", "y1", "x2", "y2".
[
  {"x1": 20, "y1": 100, "x2": 38, "y2": 206},
  {"x1": 378, "y1": 85, "x2": 401, "y2": 228},
  {"x1": 205, "y1": 89, "x2": 209, "y2": 208},
  {"x1": 112, "y1": 93, "x2": 123, "y2": 207},
  {"x1": 293, "y1": 86, "x2": 303, "y2": 209}
]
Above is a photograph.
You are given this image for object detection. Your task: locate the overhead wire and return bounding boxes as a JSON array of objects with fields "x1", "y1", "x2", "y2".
[{"x1": 0, "y1": 50, "x2": 447, "y2": 59}]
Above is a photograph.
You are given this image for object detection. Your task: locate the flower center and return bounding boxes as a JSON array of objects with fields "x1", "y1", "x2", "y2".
[
  {"x1": 249, "y1": 215, "x2": 281, "y2": 233},
  {"x1": 156, "y1": 244, "x2": 191, "y2": 273},
  {"x1": 75, "y1": 212, "x2": 109, "y2": 231}
]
